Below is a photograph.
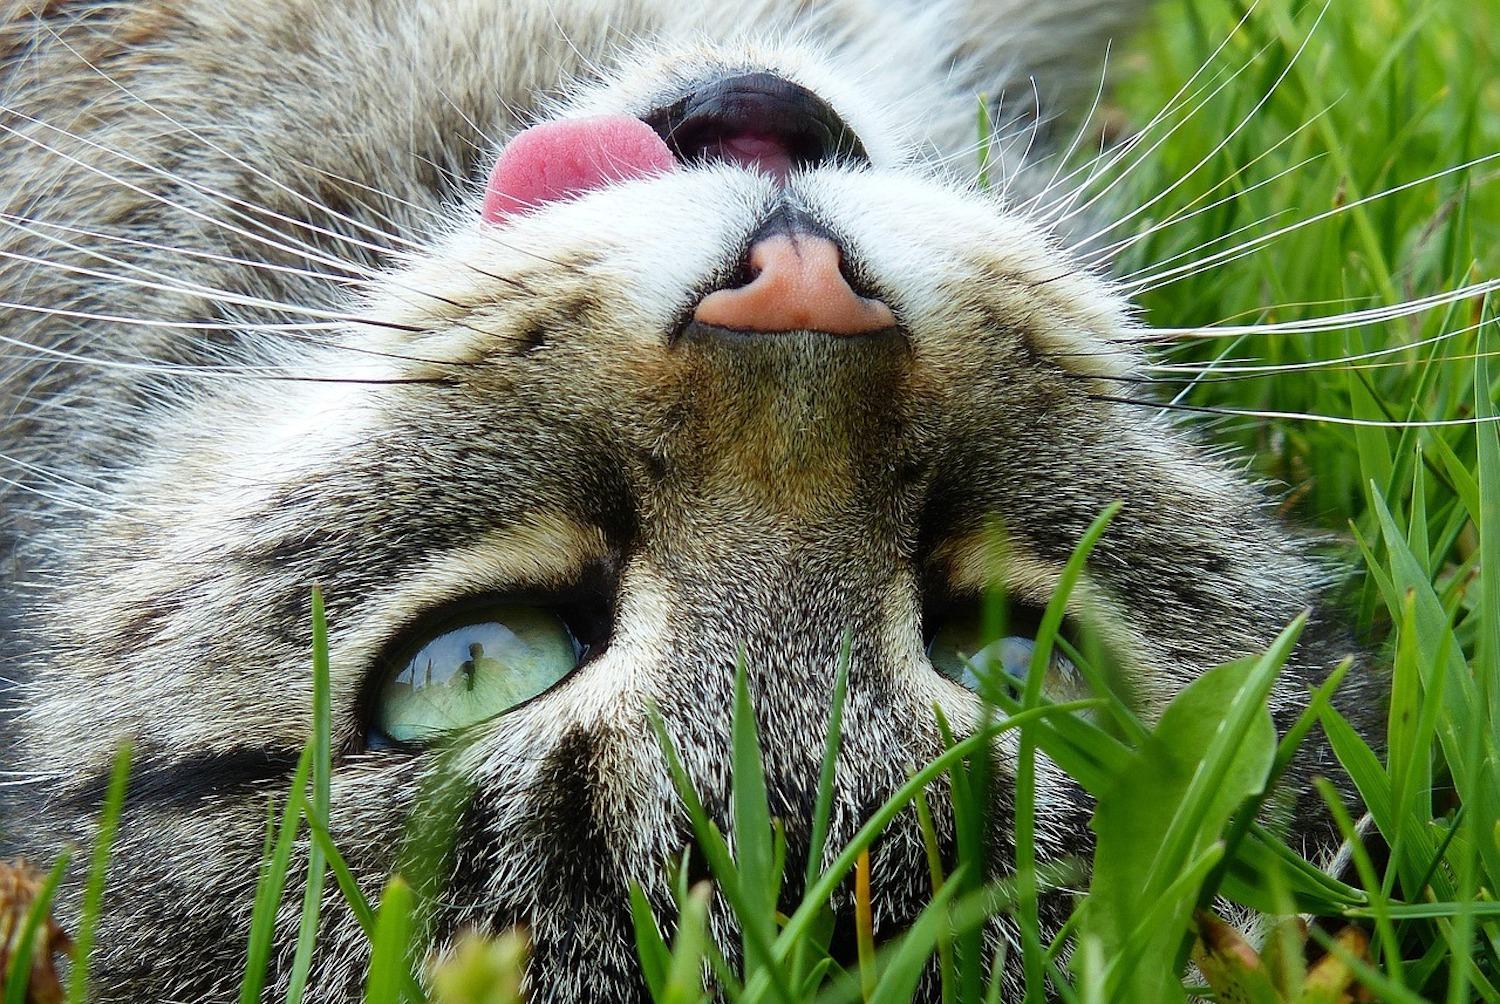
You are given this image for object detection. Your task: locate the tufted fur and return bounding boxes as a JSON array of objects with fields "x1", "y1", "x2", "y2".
[{"x1": 0, "y1": 0, "x2": 1381, "y2": 1000}]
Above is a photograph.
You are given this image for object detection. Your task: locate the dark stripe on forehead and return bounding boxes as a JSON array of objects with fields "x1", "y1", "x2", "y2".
[{"x1": 65, "y1": 746, "x2": 300, "y2": 812}]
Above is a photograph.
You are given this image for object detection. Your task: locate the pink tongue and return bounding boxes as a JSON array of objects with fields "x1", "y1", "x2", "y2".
[{"x1": 482, "y1": 115, "x2": 677, "y2": 223}]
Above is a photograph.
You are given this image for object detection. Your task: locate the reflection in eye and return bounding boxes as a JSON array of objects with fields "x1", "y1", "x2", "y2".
[
  {"x1": 374, "y1": 605, "x2": 582, "y2": 746},
  {"x1": 927, "y1": 607, "x2": 1077, "y2": 696}
]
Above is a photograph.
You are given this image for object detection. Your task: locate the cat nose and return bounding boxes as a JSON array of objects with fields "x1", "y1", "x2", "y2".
[{"x1": 693, "y1": 232, "x2": 895, "y2": 335}]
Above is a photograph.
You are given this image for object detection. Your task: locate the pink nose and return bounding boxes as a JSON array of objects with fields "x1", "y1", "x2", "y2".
[{"x1": 693, "y1": 233, "x2": 896, "y2": 335}]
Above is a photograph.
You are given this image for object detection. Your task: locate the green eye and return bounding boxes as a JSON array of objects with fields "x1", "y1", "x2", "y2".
[
  {"x1": 927, "y1": 603, "x2": 1078, "y2": 696},
  {"x1": 373, "y1": 604, "x2": 583, "y2": 746}
]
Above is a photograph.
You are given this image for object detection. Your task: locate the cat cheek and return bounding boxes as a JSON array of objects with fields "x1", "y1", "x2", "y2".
[{"x1": 480, "y1": 114, "x2": 678, "y2": 223}]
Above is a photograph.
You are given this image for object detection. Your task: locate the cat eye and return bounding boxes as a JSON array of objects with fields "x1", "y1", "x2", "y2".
[
  {"x1": 369, "y1": 601, "x2": 597, "y2": 748},
  {"x1": 925, "y1": 597, "x2": 1079, "y2": 697}
]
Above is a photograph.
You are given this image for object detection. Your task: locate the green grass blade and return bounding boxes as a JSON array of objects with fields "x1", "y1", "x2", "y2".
[
  {"x1": 662, "y1": 882, "x2": 713, "y2": 1004},
  {"x1": 66, "y1": 742, "x2": 131, "y2": 1004},
  {"x1": 239, "y1": 743, "x2": 312, "y2": 1004},
  {"x1": 650, "y1": 711, "x2": 793, "y2": 1004},
  {"x1": 287, "y1": 586, "x2": 334, "y2": 1004},
  {"x1": 804, "y1": 631, "x2": 852, "y2": 891},
  {"x1": 3, "y1": 852, "x2": 71, "y2": 1004},
  {"x1": 364, "y1": 876, "x2": 416, "y2": 1004},
  {"x1": 1016, "y1": 502, "x2": 1121, "y2": 1001},
  {"x1": 731, "y1": 646, "x2": 777, "y2": 983},
  {"x1": 629, "y1": 881, "x2": 671, "y2": 999},
  {"x1": 301, "y1": 798, "x2": 377, "y2": 935},
  {"x1": 773, "y1": 701, "x2": 1100, "y2": 960}
]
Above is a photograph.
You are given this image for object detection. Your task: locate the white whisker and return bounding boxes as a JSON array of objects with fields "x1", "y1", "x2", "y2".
[{"x1": 1125, "y1": 150, "x2": 1500, "y2": 292}]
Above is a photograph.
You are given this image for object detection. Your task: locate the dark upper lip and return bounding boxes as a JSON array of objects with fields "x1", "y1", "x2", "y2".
[{"x1": 640, "y1": 71, "x2": 870, "y2": 172}]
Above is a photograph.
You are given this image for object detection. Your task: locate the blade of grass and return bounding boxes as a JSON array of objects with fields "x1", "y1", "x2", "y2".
[
  {"x1": 287, "y1": 586, "x2": 334, "y2": 1004},
  {"x1": 629, "y1": 880, "x2": 671, "y2": 999},
  {"x1": 239, "y1": 743, "x2": 313, "y2": 1004},
  {"x1": 364, "y1": 877, "x2": 416, "y2": 1004},
  {"x1": 3, "y1": 852, "x2": 71, "y2": 1004},
  {"x1": 66, "y1": 742, "x2": 131, "y2": 1004},
  {"x1": 731, "y1": 645, "x2": 778, "y2": 990},
  {"x1": 1017, "y1": 502, "x2": 1121, "y2": 1001}
]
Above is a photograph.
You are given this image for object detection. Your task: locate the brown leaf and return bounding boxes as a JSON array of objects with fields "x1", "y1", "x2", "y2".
[
  {"x1": 1303, "y1": 926, "x2": 1371, "y2": 1004},
  {"x1": 0, "y1": 858, "x2": 72, "y2": 1004}
]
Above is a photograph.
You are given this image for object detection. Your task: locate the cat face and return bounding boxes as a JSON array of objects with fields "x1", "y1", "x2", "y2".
[{"x1": 0, "y1": 3, "x2": 1366, "y2": 1001}]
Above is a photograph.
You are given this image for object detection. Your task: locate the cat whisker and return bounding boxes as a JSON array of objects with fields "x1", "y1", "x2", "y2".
[
  {"x1": 1080, "y1": 130, "x2": 1331, "y2": 264},
  {"x1": 1026, "y1": 42, "x2": 1115, "y2": 204},
  {"x1": 1109, "y1": 206, "x2": 1300, "y2": 286},
  {"x1": 1091, "y1": 393, "x2": 1500, "y2": 428},
  {"x1": 1135, "y1": 278, "x2": 1500, "y2": 339},
  {"x1": 1053, "y1": 12, "x2": 1321, "y2": 233},
  {"x1": 1123, "y1": 150, "x2": 1500, "y2": 292},
  {"x1": 0, "y1": 244, "x2": 390, "y2": 329},
  {"x1": 35, "y1": 23, "x2": 432, "y2": 254},
  {"x1": 1061, "y1": 4, "x2": 1328, "y2": 234},
  {"x1": 0, "y1": 470, "x2": 149, "y2": 523},
  {"x1": 1018, "y1": 4, "x2": 1259, "y2": 219},
  {"x1": 437, "y1": 87, "x2": 504, "y2": 152},
  {"x1": 994, "y1": 77, "x2": 1045, "y2": 201},
  {"x1": 0, "y1": 114, "x2": 370, "y2": 277},
  {"x1": 1149, "y1": 316, "x2": 1498, "y2": 376},
  {"x1": 0, "y1": 115, "x2": 543, "y2": 313},
  {"x1": 1031, "y1": 4, "x2": 1273, "y2": 223},
  {"x1": 0, "y1": 339, "x2": 461, "y2": 384},
  {"x1": 0, "y1": 102, "x2": 418, "y2": 264},
  {"x1": 0, "y1": 211, "x2": 365, "y2": 288},
  {"x1": 0, "y1": 213, "x2": 502, "y2": 350}
]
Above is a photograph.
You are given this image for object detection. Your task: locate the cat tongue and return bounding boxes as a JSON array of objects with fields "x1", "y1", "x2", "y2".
[{"x1": 482, "y1": 115, "x2": 677, "y2": 223}]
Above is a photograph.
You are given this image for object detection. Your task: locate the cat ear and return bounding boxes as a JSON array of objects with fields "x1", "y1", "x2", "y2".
[{"x1": 481, "y1": 115, "x2": 677, "y2": 223}]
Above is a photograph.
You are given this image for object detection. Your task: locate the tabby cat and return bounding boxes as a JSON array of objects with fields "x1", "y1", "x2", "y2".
[{"x1": 0, "y1": 0, "x2": 1382, "y2": 1000}]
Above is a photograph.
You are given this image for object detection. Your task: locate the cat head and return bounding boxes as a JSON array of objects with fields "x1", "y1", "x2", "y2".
[{"x1": 0, "y1": 3, "x2": 1359, "y2": 1000}]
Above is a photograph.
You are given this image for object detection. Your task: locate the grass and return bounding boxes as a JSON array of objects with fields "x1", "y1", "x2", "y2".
[{"x1": 4, "y1": 0, "x2": 1500, "y2": 1000}]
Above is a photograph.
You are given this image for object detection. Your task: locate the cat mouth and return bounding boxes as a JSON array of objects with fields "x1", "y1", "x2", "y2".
[{"x1": 641, "y1": 72, "x2": 869, "y2": 181}]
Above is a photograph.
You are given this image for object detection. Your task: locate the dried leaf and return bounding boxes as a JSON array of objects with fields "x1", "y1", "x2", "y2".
[{"x1": 0, "y1": 859, "x2": 72, "y2": 1004}]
